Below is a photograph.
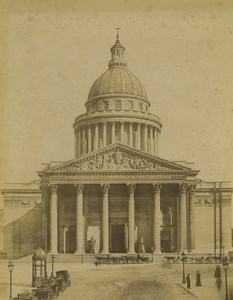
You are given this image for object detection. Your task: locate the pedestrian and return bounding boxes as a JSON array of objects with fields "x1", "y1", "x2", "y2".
[
  {"x1": 186, "y1": 273, "x2": 191, "y2": 289},
  {"x1": 214, "y1": 265, "x2": 221, "y2": 278},
  {"x1": 214, "y1": 265, "x2": 222, "y2": 291},
  {"x1": 195, "y1": 270, "x2": 201, "y2": 286}
]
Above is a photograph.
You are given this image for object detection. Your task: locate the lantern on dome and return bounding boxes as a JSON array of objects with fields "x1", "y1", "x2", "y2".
[{"x1": 32, "y1": 248, "x2": 47, "y2": 287}]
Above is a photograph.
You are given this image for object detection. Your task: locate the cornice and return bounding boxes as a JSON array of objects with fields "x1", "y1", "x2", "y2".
[
  {"x1": 86, "y1": 93, "x2": 150, "y2": 105},
  {"x1": 73, "y1": 112, "x2": 162, "y2": 129},
  {"x1": 1, "y1": 189, "x2": 41, "y2": 195}
]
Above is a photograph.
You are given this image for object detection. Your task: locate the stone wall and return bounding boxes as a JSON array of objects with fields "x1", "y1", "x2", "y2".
[
  {"x1": 195, "y1": 191, "x2": 232, "y2": 253},
  {"x1": 4, "y1": 205, "x2": 41, "y2": 258}
]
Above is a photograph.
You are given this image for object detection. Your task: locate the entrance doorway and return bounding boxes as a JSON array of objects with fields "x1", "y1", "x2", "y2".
[
  {"x1": 66, "y1": 230, "x2": 76, "y2": 253},
  {"x1": 111, "y1": 224, "x2": 125, "y2": 253},
  {"x1": 161, "y1": 228, "x2": 172, "y2": 253}
]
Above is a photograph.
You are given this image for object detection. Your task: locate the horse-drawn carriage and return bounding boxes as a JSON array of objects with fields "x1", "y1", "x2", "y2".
[
  {"x1": 95, "y1": 254, "x2": 151, "y2": 264},
  {"x1": 55, "y1": 270, "x2": 71, "y2": 291},
  {"x1": 32, "y1": 287, "x2": 52, "y2": 300},
  {"x1": 31, "y1": 270, "x2": 71, "y2": 299}
]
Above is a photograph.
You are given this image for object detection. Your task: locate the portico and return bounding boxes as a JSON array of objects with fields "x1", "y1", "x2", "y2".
[{"x1": 39, "y1": 144, "x2": 198, "y2": 255}]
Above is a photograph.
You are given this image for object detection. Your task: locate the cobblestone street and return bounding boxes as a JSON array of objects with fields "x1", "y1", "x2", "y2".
[
  {"x1": 1, "y1": 261, "x2": 233, "y2": 299},
  {"x1": 57, "y1": 263, "x2": 195, "y2": 300}
]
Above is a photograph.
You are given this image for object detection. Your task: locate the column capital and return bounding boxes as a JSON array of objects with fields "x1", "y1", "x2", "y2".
[
  {"x1": 74, "y1": 184, "x2": 84, "y2": 194},
  {"x1": 48, "y1": 184, "x2": 58, "y2": 194},
  {"x1": 188, "y1": 184, "x2": 197, "y2": 193},
  {"x1": 127, "y1": 184, "x2": 136, "y2": 193},
  {"x1": 153, "y1": 184, "x2": 162, "y2": 192},
  {"x1": 179, "y1": 183, "x2": 188, "y2": 192},
  {"x1": 101, "y1": 184, "x2": 110, "y2": 194}
]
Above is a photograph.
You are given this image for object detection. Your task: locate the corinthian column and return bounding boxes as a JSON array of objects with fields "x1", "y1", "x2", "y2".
[
  {"x1": 137, "y1": 123, "x2": 141, "y2": 150},
  {"x1": 189, "y1": 184, "x2": 196, "y2": 251},
  {"x1": 144, "y1": 125, "x2": 148, "y2": 152},
  {"x1": 153, "y1": 128, "x2": 156, "y2": 155},
  {"x1": 74, "y1": 184, "x2": 84, "y2": 254},
  {"x1": 75, "y1": 131, "x2": 78, "y2": 157},
  {"x1": 78, "y1": 129, "x2": 81, "y2": 157},
  {"x1": 179, "y1": 183, "x2": 187, "y2": 251},
  {"x1": 103, "y1": 122, "x2": 107, "y2": 147},
  {"x1": 127, "y1": 184, "x2": 136, "y2": 254},
  {"x1": 120, "y1": 122, "x2": 124, "y2": 143},
  {"x1": 101, "y1": 184, "x2": 110, "y2": 253},
  {"x1": 94, "y1": 124, "x2": 99, "y2": 151},
  {"x1": 88, "y1": 126, "x2": 91, "y2": 153},
  {"x1": 153, "y1": 184, "x2": 162, "y2": 253},
  {"x1": 150, "y1": 126, "x2": 153, "y2": 154},
  {"x1": 82, "y1": 127, "x2": 86, "y2": 154},
  {"x1": 129, "y1": 123, "x2": 133, "y2": 147},
  {"x1": 48, "y1": 184, "x2": 58, "y2": 254},
  {"x1": 111, "y1": 122, "x2": 115, "y2": 144}
]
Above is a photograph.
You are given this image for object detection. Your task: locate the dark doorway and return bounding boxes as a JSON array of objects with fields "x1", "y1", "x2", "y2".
[
  {"x1": 66, "y1": 230, "x2": 76, "y2": 253},
  {"x1": 161, "y1": 229, "x2": 172, "y2": 253},
  {"x1": 111, "y1": 224, "x2": 125, "y2": 253}
]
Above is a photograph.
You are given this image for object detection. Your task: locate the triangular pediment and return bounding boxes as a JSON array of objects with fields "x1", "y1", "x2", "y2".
[{"x1": 47, "y1": 144, "x2": 194, "y2": 174}]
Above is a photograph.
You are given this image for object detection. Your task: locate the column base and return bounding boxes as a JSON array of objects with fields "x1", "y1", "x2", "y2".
[
  {"x1": 187, "y1": 249, "x2": 196, "y2": 253},
  {"x1": 47, "y1": 251, "x2": 58, "y2": 255},
  {"x1": 101, "y1": 250, "x2": 109, "y2": 254},
  {"x1": 179, "y1": 249, "x2": 187, "y2": 253},
  {"x1": 127, "y1": 250, "x2": 135, "y2": 255},
  {"x1": 74, "y1": 249, "x2": 86, "y2": 254},
  {"x1": 153, "y1": 250, "x2": 161, "y2": 254}
]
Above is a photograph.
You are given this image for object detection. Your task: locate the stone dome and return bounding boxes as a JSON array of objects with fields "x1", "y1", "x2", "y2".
[
  {"x1": 87, "y1": 34, "x2": 148, "y2": 103},
  {"x1": 87, "y1": 67, "x2": 148, "y2": 101}
]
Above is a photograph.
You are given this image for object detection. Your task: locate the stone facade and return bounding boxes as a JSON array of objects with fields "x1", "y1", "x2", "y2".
[{"x1": 1, "y1": 34, "x2": 232, "y2": 258}]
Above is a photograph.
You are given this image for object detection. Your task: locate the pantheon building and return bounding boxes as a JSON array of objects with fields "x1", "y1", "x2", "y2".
[{"x1": 1, "y1": 34, "x2": 232, "y2": 258}]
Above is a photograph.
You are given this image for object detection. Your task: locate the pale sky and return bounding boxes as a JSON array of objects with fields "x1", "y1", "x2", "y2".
[{"x1": 0, "y1": 0, "x2": 233, "y2": 185}]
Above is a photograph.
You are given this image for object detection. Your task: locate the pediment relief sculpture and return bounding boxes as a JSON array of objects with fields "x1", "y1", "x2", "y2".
[{"x1": 52, "y1": 148, "x2": 182, "y2": 172}]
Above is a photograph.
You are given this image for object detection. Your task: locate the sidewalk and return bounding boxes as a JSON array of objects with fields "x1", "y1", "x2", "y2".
[{"x1": 168, "y1": 262, "x2": 233, "y2": 300}]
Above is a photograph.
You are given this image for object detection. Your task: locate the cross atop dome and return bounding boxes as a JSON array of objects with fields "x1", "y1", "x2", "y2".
[
  {"x1": 115, "y1": 27, "x2": 121, "y2": 40},
  {"x1": 108, "y1": 28, "x2": 127, "y2": 69}
]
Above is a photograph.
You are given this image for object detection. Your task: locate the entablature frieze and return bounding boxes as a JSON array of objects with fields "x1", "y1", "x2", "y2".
[
  {"x1": 47, "y1": 172, "x2": 188, "y2": 185},
  {"x1": 73, "y1": 111, "x2": 161, "y2": 129}
]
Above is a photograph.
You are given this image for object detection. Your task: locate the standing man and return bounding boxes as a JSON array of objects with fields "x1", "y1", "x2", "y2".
[{"x1": 186, "y1": 274, "x2": 191, "y2": 289}]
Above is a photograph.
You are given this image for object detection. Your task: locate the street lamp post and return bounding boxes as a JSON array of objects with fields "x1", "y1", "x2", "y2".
[
  {"x1": 151, "y1": 247, "x2": 154, "y2": 263},
  {"x1": 181, "y1": 252, "x2": 186, "y2": 284},
  {"x1": 222, "y1": 259, "x2": 229, "y2": 300},
  {"x1": 51, "y1": 255, "x2": 55, "y2": 276},
  {"x1": 8, "y1": 260, "x2": 14, "y2": 300}
]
